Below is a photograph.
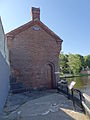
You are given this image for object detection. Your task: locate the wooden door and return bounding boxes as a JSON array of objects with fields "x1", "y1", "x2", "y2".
[{"x1": 46, "y1": 64, "x2": 53, "y2": 88}]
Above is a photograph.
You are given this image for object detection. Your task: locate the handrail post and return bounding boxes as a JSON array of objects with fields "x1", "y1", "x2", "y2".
[
  {"x1": 79, "y1": 91, "x2": 85, "y2": 112},
  {"x1": 71, "y1": 88, "x2": 76, "y2": 111},
  {"x1": 67, "y1": 86, "x2": 70, "y2": 99},
  {"x1": 79, "y1": 92, "x2": 82, "y2": 106}
]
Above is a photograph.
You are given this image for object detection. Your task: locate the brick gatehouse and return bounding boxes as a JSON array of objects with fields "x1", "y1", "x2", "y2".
[{"x1": 7, "y1": 7, "x2": 63, "y2": 91}]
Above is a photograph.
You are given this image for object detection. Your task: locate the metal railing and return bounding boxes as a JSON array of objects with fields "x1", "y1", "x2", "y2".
[
  {"x1": 57, "y1": 80, "x2": 90, "y2": 118},
  {"x1": 57, "y1": 81, "x2": 83, "y2": 109},
  {"x1": 82, "y1": 93, "x2": 90, "y2": 118}
]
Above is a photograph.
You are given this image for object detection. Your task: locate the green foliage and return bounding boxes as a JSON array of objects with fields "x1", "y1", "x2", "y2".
[
  {"x1": 59, "y1": 53, "x2": 69, "y2": 75},
  {"x1": 67, "y1": 54, "x2": 82, "y2": 74},
  {"x1": 59, "y1": 53, "x2": 90, "y2": 75},
  {"x1": 76, "y1": 54, "x2": 85, "y2": 69},
  {"x1": 84, "y1": 55, "x2": 90, "y2": 68}
]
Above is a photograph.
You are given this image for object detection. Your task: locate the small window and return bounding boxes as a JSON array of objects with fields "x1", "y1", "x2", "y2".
[{"x1": 32, "y1": 26, "x2": 40, "y2": 31}]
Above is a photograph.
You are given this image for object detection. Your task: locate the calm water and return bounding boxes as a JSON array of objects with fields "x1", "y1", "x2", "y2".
[{"x1": 67, "y1": 76, "x2": 90, "y2": 96}]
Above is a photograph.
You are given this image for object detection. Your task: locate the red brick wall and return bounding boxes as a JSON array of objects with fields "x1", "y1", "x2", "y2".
[{"x1": 7, "y1": 24, "x2": 62, "y2": 89}]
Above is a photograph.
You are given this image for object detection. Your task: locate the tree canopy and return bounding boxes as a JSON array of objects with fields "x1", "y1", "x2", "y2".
[
  {"x1": 84, "y1": 55, "x2": 90, "y2": 68},
  {"x1": 59, "y1": 53, "x2": 90, "y2": 75}
]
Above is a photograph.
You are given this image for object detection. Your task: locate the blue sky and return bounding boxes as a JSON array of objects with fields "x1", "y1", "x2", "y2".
[{"x1": 0, "y1": 0, "x2": 90, "y2": 56}]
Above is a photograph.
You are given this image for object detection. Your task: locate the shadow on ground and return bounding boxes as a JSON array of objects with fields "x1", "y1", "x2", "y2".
[{"x1": 1, "y1": 90, "x2": 89, "y2": 120}]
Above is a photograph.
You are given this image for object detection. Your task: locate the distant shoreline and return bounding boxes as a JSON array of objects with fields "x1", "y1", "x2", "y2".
[{"x1": 60, "y1": 73, "x2": 90, "y2": 79}]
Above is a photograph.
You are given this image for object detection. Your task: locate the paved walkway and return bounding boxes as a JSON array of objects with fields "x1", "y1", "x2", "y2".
[{"x1": 1, "y1": 90, "x2": 89, "y2": 120}]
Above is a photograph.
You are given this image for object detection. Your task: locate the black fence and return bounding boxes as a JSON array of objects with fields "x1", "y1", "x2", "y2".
[{"x1": 57, "y1": 79, "x2": 90, "y2": 119}]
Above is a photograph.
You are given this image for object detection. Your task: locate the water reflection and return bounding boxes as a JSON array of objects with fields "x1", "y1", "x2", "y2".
[{"x1": 67, "y1": 76, "x2": 90, "y2": 96}]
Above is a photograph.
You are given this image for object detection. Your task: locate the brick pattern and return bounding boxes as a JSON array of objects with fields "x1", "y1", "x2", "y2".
[{"x1": 7, "y1": 22, "x2": 62, "y2": 90}]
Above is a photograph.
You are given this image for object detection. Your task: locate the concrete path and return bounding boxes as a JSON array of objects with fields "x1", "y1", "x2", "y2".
[{"x1": 1, "y1": 90, "x2": 89, "y2": 120}]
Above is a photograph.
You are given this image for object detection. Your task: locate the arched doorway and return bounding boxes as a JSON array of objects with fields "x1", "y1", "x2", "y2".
[{"x1": 45, "y1": 63, "x2": 54, "y2": 89}]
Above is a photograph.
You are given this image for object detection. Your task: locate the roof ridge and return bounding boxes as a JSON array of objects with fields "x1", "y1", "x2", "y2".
[{"x1": 6, "y1": 20, "x2": 63, "y2": 42}]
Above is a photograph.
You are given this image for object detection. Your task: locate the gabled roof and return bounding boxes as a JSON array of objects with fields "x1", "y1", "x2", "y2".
[{"x1": 6, "y1": 20, "x2": 63, "y2": 42}]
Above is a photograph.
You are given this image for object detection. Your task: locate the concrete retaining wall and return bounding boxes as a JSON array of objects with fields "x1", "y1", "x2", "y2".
[
  {"x1": 0, "y1": 17, "x2": 10, "y2": 116},
  {"x1": 0, "y1": 52, "x2": 10, "y2": 115}
]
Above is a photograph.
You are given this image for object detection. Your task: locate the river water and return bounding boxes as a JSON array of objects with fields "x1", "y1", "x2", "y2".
[{"x1": 67, "y1": 76, "x2": 90, "y2": 96}]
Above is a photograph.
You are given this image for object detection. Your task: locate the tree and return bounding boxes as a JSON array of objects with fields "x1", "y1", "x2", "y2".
[
  {"x1": 67, "y1": 54, "x2": 82, "y2": 74},
  {"x1": 84, "y1": 55, "x2": 90, "y2": 68},
  {"x1": 59, "y1": 53, "x2": 69, "y2": 75},
  {"x1": 75, "y1": 54, "x2": 85, "y2": 70},
  {"x1": 59, "y1": 53, "x2": 90, "y2": 75}
]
